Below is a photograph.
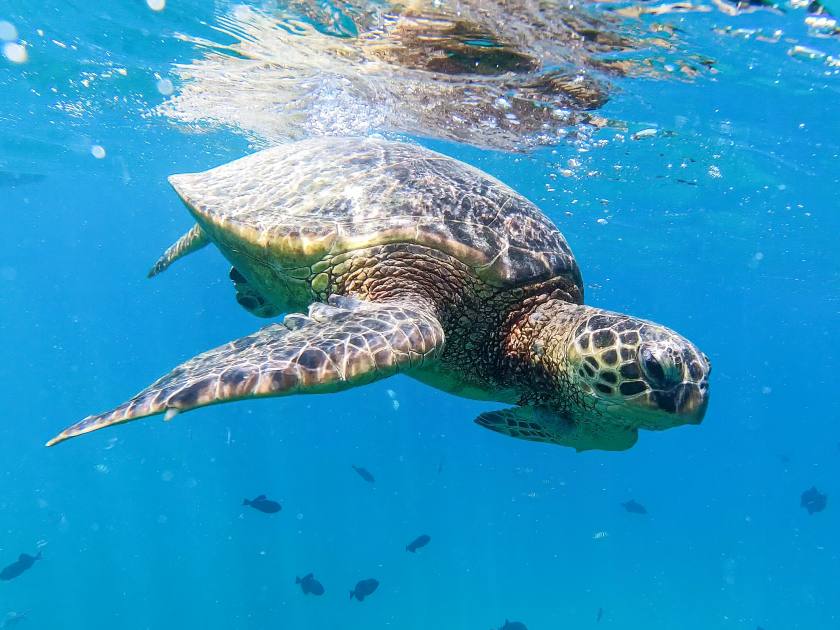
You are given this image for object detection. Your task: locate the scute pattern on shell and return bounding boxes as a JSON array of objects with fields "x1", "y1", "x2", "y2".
[{"x1": 169, "y1": 137, "x2": 582, "y2": 290}]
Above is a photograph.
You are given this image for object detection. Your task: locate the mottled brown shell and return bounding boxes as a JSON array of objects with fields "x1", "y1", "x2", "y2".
[{"x1": 169, "y1": 137, "x2": 582, "y2": 290}]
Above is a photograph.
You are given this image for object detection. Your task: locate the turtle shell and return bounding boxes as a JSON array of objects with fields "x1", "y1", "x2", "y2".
[{"x1": 169, "y1": 137, "x2": 582, "y2": 292}]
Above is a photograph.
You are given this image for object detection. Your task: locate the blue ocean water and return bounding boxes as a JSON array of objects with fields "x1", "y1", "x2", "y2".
[{"x1": 1, "y1": 1, "x2": 838, "y2": 629}]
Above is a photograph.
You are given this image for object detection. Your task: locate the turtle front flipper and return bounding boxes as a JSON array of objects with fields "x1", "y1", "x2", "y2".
[
  {"x1": 474, "y1": 406, "x2": 637, "y2": 452},
  {"x1": 229, "y1": 267, "x2": 282, "y2": 318},
  {"x1": 47, "y1": 296, "x2": 444, "y2": 446}
]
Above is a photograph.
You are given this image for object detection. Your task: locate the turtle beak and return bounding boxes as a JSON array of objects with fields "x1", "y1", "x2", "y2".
[
  {"x1": 681, "y1": 351, "x2": 712, "y2": 424},
  {"x1": 656, "y1": 380, "x2": 709, "y2": 425},
  {"x1": 679, "y1": 381, "x2": 709, "y2": 424}
]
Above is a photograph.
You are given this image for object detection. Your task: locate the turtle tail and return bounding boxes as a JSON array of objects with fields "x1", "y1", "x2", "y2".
[{"x1": 147, "y1": 224, "x2": 209, "y2": 278}]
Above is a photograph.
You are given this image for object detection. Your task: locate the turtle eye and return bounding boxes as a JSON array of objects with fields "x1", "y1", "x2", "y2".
[{"x1": 641, "y1": 347, "x2": 667, "y2": 387}]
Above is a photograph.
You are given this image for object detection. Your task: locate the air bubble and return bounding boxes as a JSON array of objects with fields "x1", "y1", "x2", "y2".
[
  {"x1": 386, "y1": 388, "x2": 400, "y2": 411},
  {"x1": 156, "y1": 78, "x2": 174, "y2": 95},
  {"x1": 2, "y1": 42, "x2": 27, "y2": 64},
  {"x1": 748, "y1": 251, "x2": 765, "y2": 270},
  {"x1": 0, "y1": 21, "x2": 17, "y2": 41},
  {"x1": 91, "y1": 145, "x2": 106, "y2": 159},
  {"x1": 146, "y1": 0, "x2": 166, "y2": 10}
]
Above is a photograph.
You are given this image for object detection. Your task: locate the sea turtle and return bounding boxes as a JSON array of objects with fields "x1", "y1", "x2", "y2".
[{"x1": 47, "y1": 137, "x2": 710, "y2": 451}]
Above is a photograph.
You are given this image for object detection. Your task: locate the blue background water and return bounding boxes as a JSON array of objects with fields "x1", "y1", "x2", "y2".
[{"x1": 1, "y1": 1, "x2": 839, "y2": 629}]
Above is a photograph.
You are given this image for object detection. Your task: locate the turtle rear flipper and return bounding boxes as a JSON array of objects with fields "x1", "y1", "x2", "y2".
[
  {"x1": 147, "y1": 224, "x2": 209, "y2": 278},
  {"x1": 230, "y1": 267, "x2": 282, "y2": 318},
  {"x1": 47, "y1": 296, "x2": 444, "y2": 446},
  {"x1": 475, "y1": 406, "x2": 637, "y2": 452}
]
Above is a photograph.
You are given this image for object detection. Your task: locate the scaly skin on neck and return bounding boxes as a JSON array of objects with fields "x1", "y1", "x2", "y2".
[
  {"x1": 500, "y1": 298, "x2": 593, "y2": 413},
  {"x1": 324, "y1": 244, "x2": 577, "y2": 404}
]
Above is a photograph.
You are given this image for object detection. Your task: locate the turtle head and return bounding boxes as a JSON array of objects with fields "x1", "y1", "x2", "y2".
[{"x1": 544, "y1": 305, "x2": 710, "y2": 430}]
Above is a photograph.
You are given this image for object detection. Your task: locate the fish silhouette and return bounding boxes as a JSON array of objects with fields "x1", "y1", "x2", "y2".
[
  {"x1": 499, "y1": 620, "x2": 528, "y2": 630},
  {"x1": 352, "y1": 465, "x2": 375, "y2": 484},
  {"x1": 0, "y1": 553, "x2": 41, "y2": 581},
  {"x1": 800, "y1": 486, "x2": 827, "y2": 515},
  {"x1": 350, "y1": 578, "x2": 379, "y2": 601},
  {"x1": 243, "y1": 494, "x2": 282, "y2": 514},
  {"x1": 406, "y1": 534, "x2": 431, "y2": 553},
  {"x1": 622, "y1": 499, "x2": 648, "y2": 515},
  {"x1": 296, "y1": 573, "x2": 325, "y2": 596}
]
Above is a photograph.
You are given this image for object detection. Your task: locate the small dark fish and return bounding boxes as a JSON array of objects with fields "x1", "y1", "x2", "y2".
[
  {"x1": 622, "y1": 499, "x2": 648, "y2": 515},
  {"x1": 437, "y1": 456, "x2": 445, "y2": 474},
  {"x1": 243, "y1": 494, "x2": 282, "y2": 514},
  {"x1": 597, "y1": 607, "x2": 603, "y2": 622},
  {"x1": 296, "y1": 573, "x2": 325, "y2": 596},
  {"x1": 350, "y1": 578, "x2": 379, "y2": 601},
  {"x1": 352, "y1": 465, "x2": 375, "y2": 484},
  {"x1": 499, "y1": 620, "x2": 528, "y2": 630},
  {"x1": 0, "y1": 553, "x2": 41, "y2": 581},
  {"x1": 406, "y1": 534, "x2": 431, "y2": 553},
  {"x1": 800, "y1": 486, "x2": 827, "y2": 515}
]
